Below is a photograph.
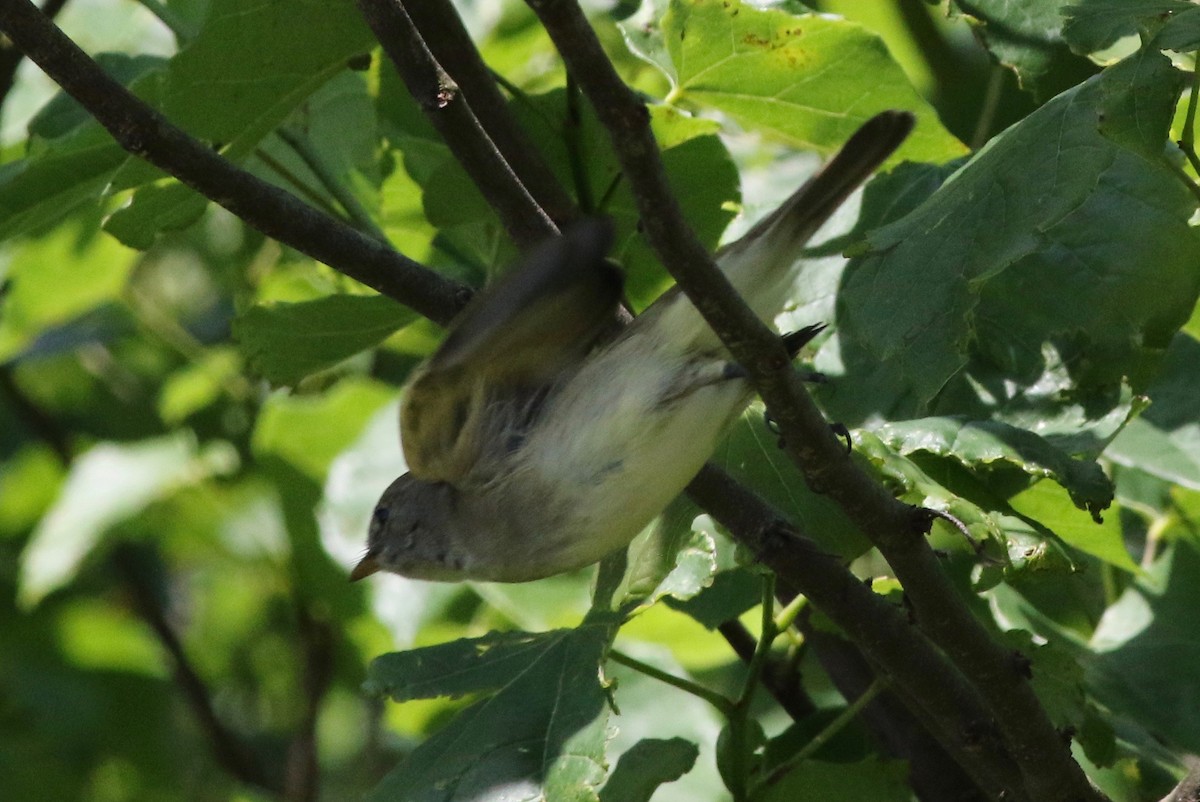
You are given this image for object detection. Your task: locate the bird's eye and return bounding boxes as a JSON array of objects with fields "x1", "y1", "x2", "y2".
[{"x1": 372, "y1": 507, "x2": 390, "y2": 525}]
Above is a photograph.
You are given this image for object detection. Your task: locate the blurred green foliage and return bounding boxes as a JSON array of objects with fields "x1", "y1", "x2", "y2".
[{"x1": 1, "y1": 1, "x2": 1199, "y2": 800}]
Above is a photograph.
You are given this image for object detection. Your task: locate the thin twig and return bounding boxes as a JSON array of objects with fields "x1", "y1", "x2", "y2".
[
  {"x1": 401, "y1": 0, "x2": 577, "y2": 225},
  {"x1": 354, "y1": 0, "x2": 557, "y2": 247},
  {"x1": 718, "y1": 619, "x2": 815, "y2": 721},
  {"x1": 760, "y1": 674, "x2": 889, "y2": 789},
  {"x1": 1172, "y1": 69, "x2": 1200, "y2": 202},
  {"x1": 526, "y1": 3, "x2": 1102, "y2": 799},
  {"x1": 564, "y1": 74, "x2": 595, "y2": 212},
  {"x1": 0, "y1": 0, "x2": 466, "y2": 326},
  {"x1": 971, "y1": 66, "x2": 1006, "y2": 150},
  {"x1": 736, "y1": 574, "x2": 777, "y2": 711}
]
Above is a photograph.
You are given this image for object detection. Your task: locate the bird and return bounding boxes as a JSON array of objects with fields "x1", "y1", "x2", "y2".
[{"x1": 351, "y1": 110, "x2": 915, "y2": 583}]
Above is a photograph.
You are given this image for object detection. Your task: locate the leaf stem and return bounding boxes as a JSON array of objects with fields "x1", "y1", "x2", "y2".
[
  {"x1": 608, "y1": 648, "x2": 734, "y2": 715},
  {"x1": 724, "y1": 575, "x2": 781, "y2": 801},
  {"x1": 773, "y1": 590, "x2": 808, "y2": 633},
  {"x1": 970, "y1": 65, "x2": 1005, "y2": 150},
  {"x1": 1169, "y1": 66, "x2": 1200, "y2": 203},
  {"x1": 1179, "y1": 67, "x2": 1200, "y2": 176},
  {"x1": 738, "y1": 574, "x2": 778, "y2": 709},
  {"x1": 277, "y1": 126, "x2": 389, "y2": 242},
  {"x1": 1141, "y1": 512, "x2": 1174, "y2": 570},
  {"x1": 1162, "y1": 155, "x2": 1200, "y2": 204},
  {"x1": 758, "y1": 674, "x2": 890, "y2": 790}
]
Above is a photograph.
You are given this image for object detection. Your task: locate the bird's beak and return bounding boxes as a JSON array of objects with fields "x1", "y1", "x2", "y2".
[{"x1": 350, "y1": 553, "x2": 380, "y2": 582}]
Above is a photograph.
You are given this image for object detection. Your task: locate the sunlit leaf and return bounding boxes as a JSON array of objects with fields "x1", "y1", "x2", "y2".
[
  {"x1": 662, "y1": 0, "x2": 964, "y2": 162},
  {"x1": 251, "y1": 378, "x2": 395, "y2": 481},
  {"x1": 1008, "y1": 481, "x2": 1138, "y2": 572},
  {"x1": 365, "y1": 616, "x2": 621, "y2": 802},
  {"x1": 18, "y1": 433, "x2": 229, "y2": 606}
]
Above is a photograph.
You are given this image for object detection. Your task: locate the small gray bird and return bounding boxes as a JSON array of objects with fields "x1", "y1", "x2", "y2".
[{"x1": 352, "y1": 110, "x2": 915, "y2": 583}]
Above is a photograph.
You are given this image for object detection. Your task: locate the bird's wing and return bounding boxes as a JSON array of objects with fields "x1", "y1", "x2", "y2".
[{"x1": 400, "y1": 219, "x2": 622, "y2": 482}]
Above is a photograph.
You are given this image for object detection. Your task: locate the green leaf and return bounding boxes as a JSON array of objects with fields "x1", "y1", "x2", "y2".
[
  {"x1": 157, "y1": 347, "x2": 242, "y2": 424},
  {"x1": 853, "y1": 429, "x2": 1009, "y2": 548},
  {"x1": 99, "y1": 0, "x2": 377, "y2": 248},
  {"x1": 1000, "y1": 631, "x2": 1088, "y2": 728},
  {"x1": 160, "y1": 0, "x2": 373, "y2": 144},
  {"x1": 107, "y1": 55, "x2": 382, "y2": 249},
  {"x1": 617, "y1": 113, "x2": 740, "y2": 308},
  {"x1": 874, "y1": 417, "x2": 1114, "y2": 518},
  {"x1": 1062, "y1": 1, "x2": 1195, "y2": 54},
  {"x1": 235, "y1": 294, "x2": 417, "y2": 385},
  {"x1": 595, "y1": 495, "x2": 718, "y2": 614},
  {"x1": 0, "y1": 445, "x2": 65, "y2": 534},
  {"x1": 827, "y1": 50, "x2": 1196, "y2": 425},
  {"x1": 1090, "y1": 541, "x2": 1200, "y2": 752},
  {"x1": 599, "y1": 737, "x2": 698, "y2": 802},
  {"x1": 102, "y1": 179, "x2": 210, "y2": 250},
  {"x1": 715, "y1": 407, "x2": 869, "y2": 560},
  {"x1": 1155, "y1": 5, "x2": 1200, "y2": 50},
  {"x1": 56, "y1": 599, "x2": 164, "y2": 674},
  {"x1": 619, "y1": 0, "x2": 673, "y2": 83},
  {"x1": 662, "y1": 567, "x2": 762, "y2": 630},
  {"x1": 950, "y1": 1, "x2": 1095, "y2": 98},
  {"x1": 0, "y1": 125, "x2": 128, "y2": 243},
  {"x1": 366, "y1": 629, "x2": 576, "y2": 702},
  {"x1": 365, "y1": 617, "x2": 620, "y2": 801},
  {"x1": 1107, "y1": 333, "x2": 1200, "y2": 490},
  {"x1": 1008, "y1": 480, "x2": 1139, "y2": 572},
  {"x1": 251, "y1": 378, "x2": 395, "y2": 482},
  {"x1": 0, "y1": 59, "x2": 169, "y2": 243},
  {"x1": 662, "y1": 0, "x2": 964, "y2": 163},
  {"x1": 18, "y1": 433, "x2": 227, "y2": 606},
  {"x1": 0, "y1": 219, "x2": 135, "y2": 360}
]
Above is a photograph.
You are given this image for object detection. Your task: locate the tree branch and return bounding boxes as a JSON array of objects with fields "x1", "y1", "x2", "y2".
[
  {"x1": 1164, "y1": 757, "x2": 1200, "y2": 802},
  {"x1": 687, "y1": 466, "x2": 1025, "y2": 802},
  {"x1": 0, "y1": 0, "x2": 66, "y2": 113},
  {"x1": 112, "y1": 543, "x2": 278, "y2": 794},
  {"x1": 0, "y1": 0, "x2": 466, "y2": 327},
  {"x1": 800, "y1": 618, "x2": 988, "y2": 802},
  {"x1": 526, "y1": 2, "x2": 1102, "y2": 799},
  {"x1": 284, "y1": 599, "x2": 336, "y2": 802},
  {"x1": 400, "y1": 0, "x2": 577, "y2": 225},
  {"x1": 355, "y1": 0, "x2": 559, "y2": 248}
]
